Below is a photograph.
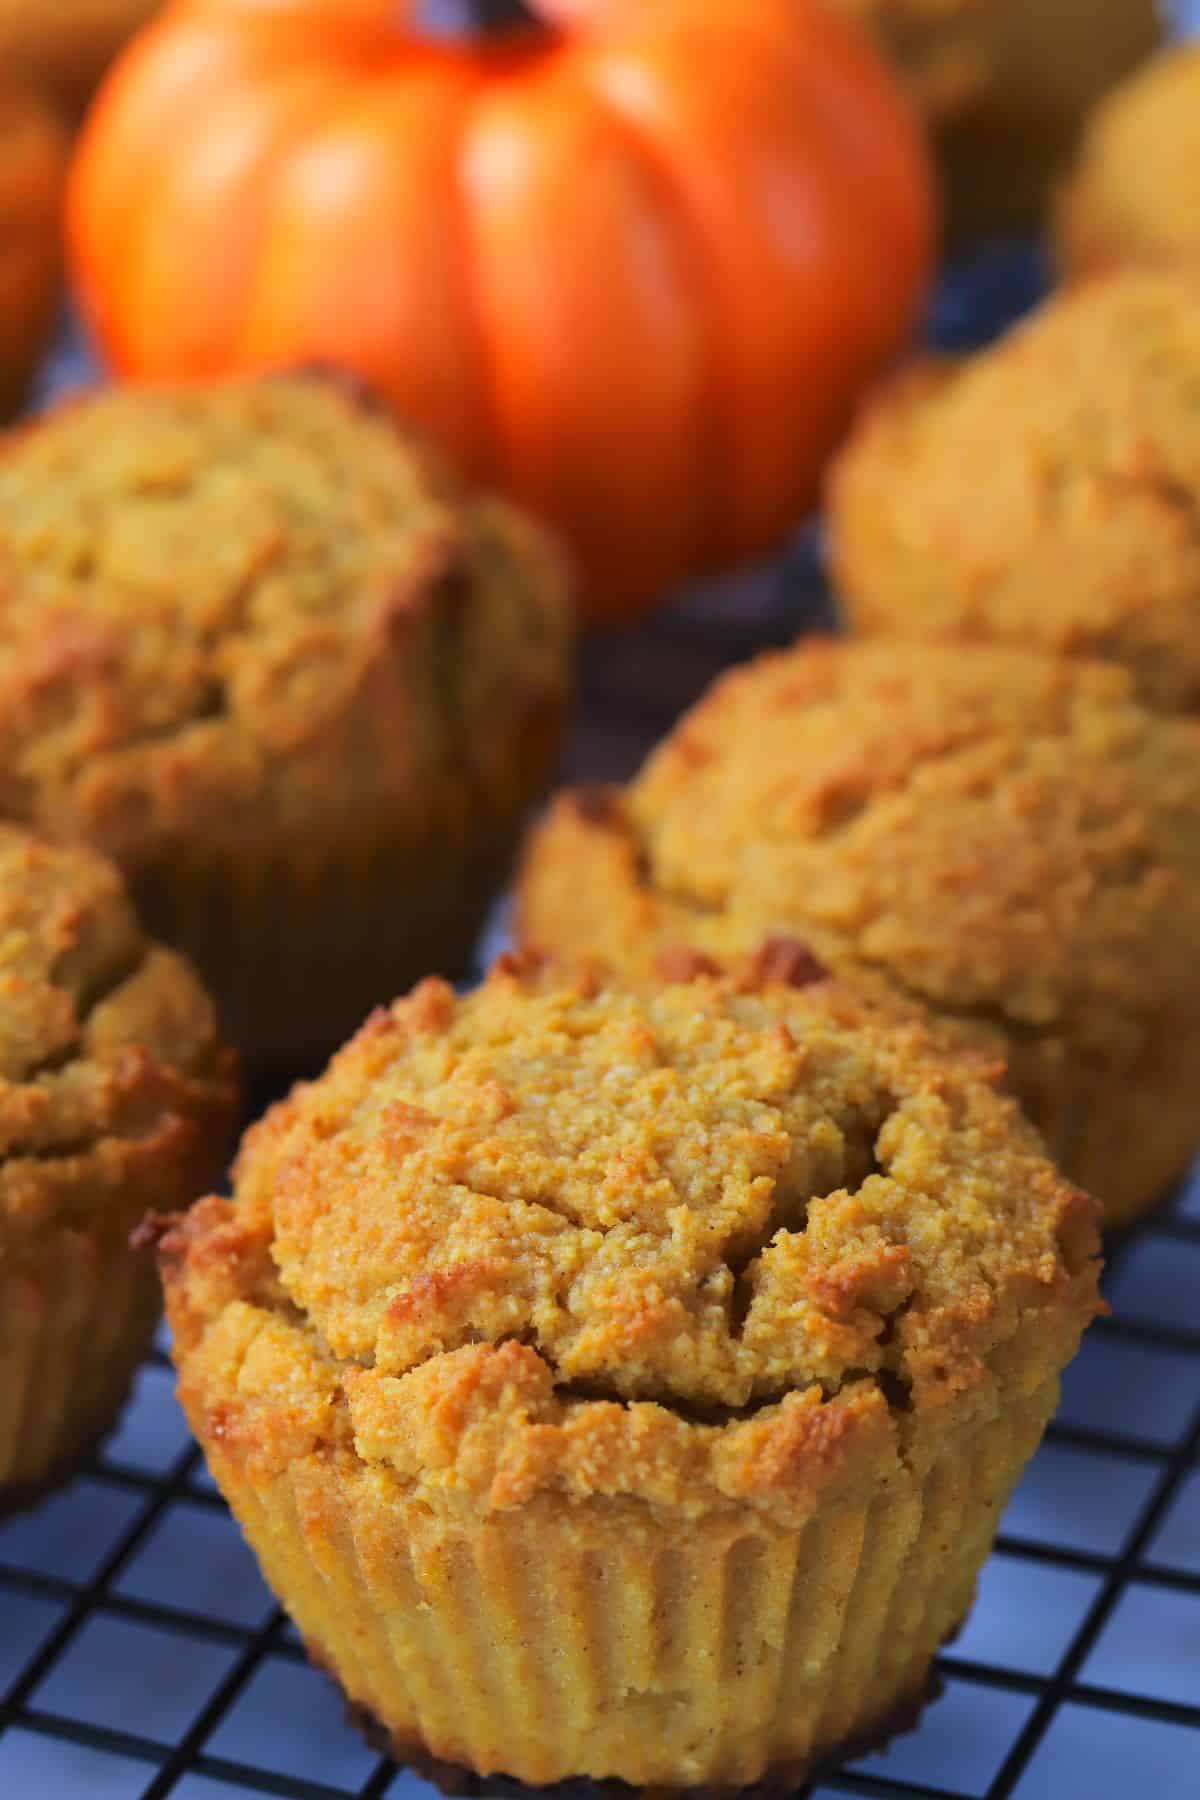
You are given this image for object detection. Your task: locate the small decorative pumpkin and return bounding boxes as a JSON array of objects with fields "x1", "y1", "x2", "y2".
[
  {"x1": 69, "y1": 0, "x2": 934, "y2": 619},
  {"x1": 0, "y1": 86, "x2": 68, "y2": 421}
]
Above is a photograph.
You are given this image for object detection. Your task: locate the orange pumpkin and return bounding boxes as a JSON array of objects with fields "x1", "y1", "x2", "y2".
[
  {"x1": 0, "y1": 86, "x2": 68, "y2": 421},
  {"x1": 69, "y1": 0, "x2": 935, "y2": 619}
]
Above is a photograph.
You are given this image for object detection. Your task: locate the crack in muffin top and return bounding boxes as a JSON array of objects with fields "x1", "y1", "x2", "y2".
[{"x1": 220, "y1": 959, "x2": 1097, "y2": 1420}]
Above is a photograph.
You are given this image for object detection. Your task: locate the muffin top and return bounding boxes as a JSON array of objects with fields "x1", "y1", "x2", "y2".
[
  {"x1": 161, "y1": 958, "x2": 1098, "y2": 1525},
  {"x1": 827, "y1": 272, "x2": 1200, "y2": 714},
  {"x1": 518, "y1": 638, "x2": 1200, "y2": 1061},
  {"x1": 1056, "y1": 45, "x2": 1200, "y2": 278},
  {"x1": 0, "y1": 823, "x2": 236, "y2": 1253},
  {"x1": 0, "y1": 373, "x2": 570, "y2": 854}
]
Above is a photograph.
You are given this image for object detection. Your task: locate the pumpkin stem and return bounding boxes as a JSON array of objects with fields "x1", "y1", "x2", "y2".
[
  {"x1": 415, "y1": 0, "x2": 533, "y2": 35},
  {"x1": 471, "y1": 0, "x2": 534, "y2": 24}
]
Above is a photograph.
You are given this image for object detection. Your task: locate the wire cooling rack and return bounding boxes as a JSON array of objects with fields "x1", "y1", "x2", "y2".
[
  {"x1": 1, "y1": 1171, "x2": 1198, "y2": 1800},
  {"x1": 4, "y1": 233, "x2": 1200, "y2": 1795},
  {"x1": 2, "y1": 518, "x2": 1198, "y2": 1800}
]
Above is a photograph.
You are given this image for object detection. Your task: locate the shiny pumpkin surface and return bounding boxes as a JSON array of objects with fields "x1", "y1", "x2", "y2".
[{"x1": 69, "y1": 0, "x2": 935, "y2": 618}]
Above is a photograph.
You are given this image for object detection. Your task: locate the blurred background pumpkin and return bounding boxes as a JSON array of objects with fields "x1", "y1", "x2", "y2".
[
  {"x1": 66, "y1": 0, "x2": 936, "y2": 623},
  {"x1": 0, "y1": 86, "x2": 68, "y2": 421}
]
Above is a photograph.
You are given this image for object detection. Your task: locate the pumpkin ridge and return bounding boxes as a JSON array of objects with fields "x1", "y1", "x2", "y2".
[
  {"x1": 575, "y1": 67, "x2": 724, "y2": 580},
  {"x1": 443, "y1": 66, "x2": 512, "y2": 491},
  {"x1": 774, "y1": 61, "x2": 902, "y2": 408},
  {"x1": 143, "y1": 56, "x2": 365, "y2": 376},
  {"x1": 69, "y1": 15, "x2": 250, "y2": 368},
  {"x1": 580, "y1": 28, "x2": 811, "y2": 564},
  {"x1": 223, "y1": 68, "x2": 379, "y2": 375},
  {"x1": 779, "y1": 10, "x2": 936, "y2": 322}
]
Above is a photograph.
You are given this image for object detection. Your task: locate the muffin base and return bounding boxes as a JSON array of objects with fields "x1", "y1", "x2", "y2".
[
  {"x1": 188, "y1": 1375, "x2": 1058, "y2": 1790},
  {"x1": 0, "y1": 1392, "x2": 129, "y2": 1523},
  {"x1": 0, "y1": 1233, "x2": 160, "y2": 1506},
  {"x1": 130, "y1": 833, "x2": 520, "y2": 1067},
  {"x1": 340, "y1": 1653, "x2": 947, "y2": 1798}
]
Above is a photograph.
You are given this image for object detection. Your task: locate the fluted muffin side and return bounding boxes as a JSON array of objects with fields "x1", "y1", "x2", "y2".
[{"x1": 193, "y1": 1380, "x2": 1055, "y2": 1788}]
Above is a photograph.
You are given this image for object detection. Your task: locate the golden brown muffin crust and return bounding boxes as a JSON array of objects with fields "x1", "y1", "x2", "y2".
[
  {"x1": 160, "y1": 960, "x2": 1099, "y2": 1530},
  {"x1": 828, "y1": 272, "x2": 1200, "y2": 715},
  {"x1": 0, "y1": 823, "x2": 237, "y2": 1260},
  {"x1": 0, "y1": 374, "x2": 568, "y2": 855},
  {"x1": 522, "y1": 639, "x2": 1200, "y2": 1051}
]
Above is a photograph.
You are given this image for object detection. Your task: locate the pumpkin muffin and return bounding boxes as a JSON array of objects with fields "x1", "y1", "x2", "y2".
[
  {"x1": 0, "y1": 374, "x2": 572, "y2": 1063},
  {"x1": 154, "y1": 956, "x2": 1099, "y2": 1790},
  {"x1": 519, "y1": 640, "x2": 1200, "y2": 1228},
  {"x1": 0, "y1": 86, "x2": 68, "y2": 422},
  {"x1": 0, "y1": 823, "x2": 236, "y2": 1511},
  {"x1": 828, "y1": 272, "x2": 1200, "y2": 718},
  {"x1": 1055, "y1": 44, "x2": 1200, "y2": 281}
]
